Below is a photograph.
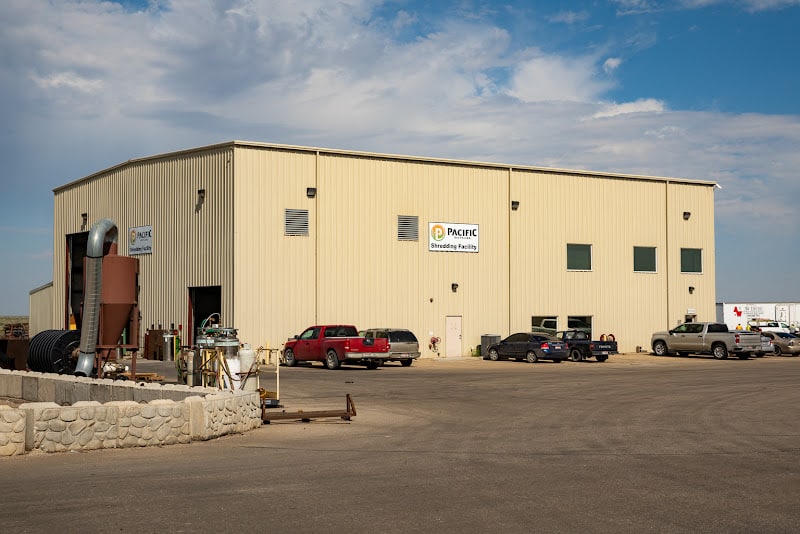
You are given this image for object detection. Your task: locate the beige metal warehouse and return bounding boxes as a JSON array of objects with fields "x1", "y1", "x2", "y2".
[{"x1": 46, "y1": 141, "x2": 717, "y2": 357}]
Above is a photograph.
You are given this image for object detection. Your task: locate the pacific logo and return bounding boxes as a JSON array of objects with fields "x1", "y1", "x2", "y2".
[{"x1": 431, "y1": 224, "x2": 445, "y2": 241}]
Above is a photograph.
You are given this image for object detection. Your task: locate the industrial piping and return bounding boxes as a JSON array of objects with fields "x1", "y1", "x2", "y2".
[{"x1": 74, "y1": 218, "x2": 118, "y2": 377}]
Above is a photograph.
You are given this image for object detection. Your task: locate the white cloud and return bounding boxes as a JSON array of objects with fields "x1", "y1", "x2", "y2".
[
  {"x1": 738, "y1": 0, "x2": 800, "y2": 11},
  {"x1": 548, "y1": 10, "x2": 590, "y2": 24},
  {"x1": 0, "y1": 0, "x2": 799, "y2": 310},
  {"x1": 615, "y1": 0, "x2": 800, "y2": 12},
  {"x1": 592, "y1": 98, "x2": 665, "y2": 118},
  {"x1": 603, "y1": 57, "x2": 622, "y2": 74},
  {"x1": 392, "y1": 10, "x2": 417, "y2": 32},
  {"x1": 508, "y1": 54, "x2": 612, "y2": 103},
  {"x1": 30, "y1": 71, "x2": 103, "y2": 93}
]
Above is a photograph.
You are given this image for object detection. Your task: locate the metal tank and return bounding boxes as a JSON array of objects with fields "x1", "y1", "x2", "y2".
[
  {"x1": 98, "y1": 251, "x2": 138, "y2": 348},
  {"x1": 195, "y1": 325, "x2": 240, "y2": 388},
  {"x1": 29, "y1": 218, "x2": 140, "y2": 377},
  {"x1": 74, "y1": 219, "x2": 140, "y2": 377}
]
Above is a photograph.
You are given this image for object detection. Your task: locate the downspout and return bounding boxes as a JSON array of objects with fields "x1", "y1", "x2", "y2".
[
  {"x1": 508, "y1": 167, "x2": 512, "y2": 336},
  {"x1": 665, "y1": 181, "x2": 670, "y2": 328},
  {"x1": 314, "y1": 150, "x2": 319, "y2": 324},
  {"x1": 74, "y1": 218, "x2": 118, "y2": 376}
]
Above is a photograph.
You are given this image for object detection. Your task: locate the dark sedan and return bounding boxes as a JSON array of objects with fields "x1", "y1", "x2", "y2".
[{"x1": 485, "y1": 333, "x2": 568, "y2": 363}]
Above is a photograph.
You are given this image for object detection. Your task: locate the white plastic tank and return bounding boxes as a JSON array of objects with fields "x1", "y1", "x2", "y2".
[
  {"x1": 227, "y1": 356, "x2": 241, "y2": 390},
  {"x1": 238, "y1": 344, "x2": 258, "y2": 391}
]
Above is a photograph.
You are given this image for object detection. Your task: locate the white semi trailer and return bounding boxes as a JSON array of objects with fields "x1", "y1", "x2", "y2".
[{"x1": 716, "y1": 302, "x2": 800, "y2": 331}]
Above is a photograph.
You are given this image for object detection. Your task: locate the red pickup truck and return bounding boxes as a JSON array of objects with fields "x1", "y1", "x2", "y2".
[{"x1": 283, "y1": 325, "x2": 390, "y2": 370}]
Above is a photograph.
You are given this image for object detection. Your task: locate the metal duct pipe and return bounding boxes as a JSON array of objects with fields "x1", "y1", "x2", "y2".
[{"x1": 74, "y1": 218, "x2": 118, "y2": 377}]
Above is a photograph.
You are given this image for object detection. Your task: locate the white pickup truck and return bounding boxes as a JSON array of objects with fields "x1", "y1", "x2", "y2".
[{"x1": 651, "y1": 322, "x2": 762, "y2": 360}]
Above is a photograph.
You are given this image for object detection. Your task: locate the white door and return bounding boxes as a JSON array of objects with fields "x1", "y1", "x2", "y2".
[{"x1": 445, "y1": 316, "x2": 462, "y2": 358}]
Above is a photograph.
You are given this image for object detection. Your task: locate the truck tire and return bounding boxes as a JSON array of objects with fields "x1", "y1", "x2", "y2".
[
  {"x1": 596, "y1": 355, "x2": 608, "y2": 362},
  {"x1": 653, "y1": 341, "x2": 668, "y2": 356},
  {"x1": 400, "y1": 359, "x2": 413, "y2": 367},
  {"x1": 525, "y1": 351, "x2": 538, "y2": 363},
  {"x1": 488, "y1": 348, "x2": 500, "y2": 361},
  {"x1": 284, "y1": 349, "x2": 297, "y2": 367},
  {"x1": 569, "y1": 349, "x2": 583, "y2": 362},
  {"x1": 737, "y1": 352, "x2": 750, "y2": 360},
  {"x1": 712, "y1": 343, "x2": 728, "y2": 360},
  {"x1": 365, "y1": 361, "x2": 379, "y2": 370},
  {"x1": 325, "y1": 350, "x2": 341, "y2": 370}
]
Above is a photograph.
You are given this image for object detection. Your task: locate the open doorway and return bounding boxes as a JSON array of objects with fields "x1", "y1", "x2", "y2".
[
  {"x1": 188, "y1": 286, "x2": 222, "y2": 345},
  {"x1": 65, "y1": 232, "x2": 89, "y2": 329}
]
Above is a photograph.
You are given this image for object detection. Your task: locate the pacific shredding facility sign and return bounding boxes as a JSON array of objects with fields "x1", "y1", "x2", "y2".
[
  {"x1": 428, "y1": 222, "x2": 479, "y2": 253},
  {"x1": 128, "y1": 225, "x2": 153, "y2": 255}
]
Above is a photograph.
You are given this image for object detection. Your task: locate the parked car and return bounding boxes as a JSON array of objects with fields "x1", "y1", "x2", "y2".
[
  {"x1": 761, "y1": 331, "x2": 800, "y2": 356},
  {"x1": 361, "y1": 328, "x2": 421, "y2": 366},
  {"x1": 554, "y1": 330, "x2": 618, "y2": 362},
  {"x1": 283, "y1": 325, "x2": 390, "y2": 369},
  {"x1": 484, "y1": 333, "x2": 568, "y2": 363},
  {"x1": 651, "y1": 322, "x2": 762, "y2": 360},
  {"x1": 757, "y1": 335, "x2": 773, "y2": 357}
]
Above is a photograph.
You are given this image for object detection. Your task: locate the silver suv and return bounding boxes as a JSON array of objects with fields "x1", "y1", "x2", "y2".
[{"x1": 361, "y1": 329, "x2": 420, "y2": 366}]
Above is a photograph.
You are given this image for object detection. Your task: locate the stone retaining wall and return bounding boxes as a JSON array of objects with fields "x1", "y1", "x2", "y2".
[{"x1": 0, "y1": 369, "x2": 261, "y2": 456}]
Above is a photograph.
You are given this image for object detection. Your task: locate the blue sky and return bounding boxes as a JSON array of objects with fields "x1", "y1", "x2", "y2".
[{"x1": 1, "y1": 0, "x2": 799, "y2": 314}]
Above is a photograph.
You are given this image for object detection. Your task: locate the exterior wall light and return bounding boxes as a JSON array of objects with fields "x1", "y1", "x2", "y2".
[
  {"x1": 195, "y1": 189, "x2": 206, "y2": 213},
  {"x1": 689, "y1": 286, "x2": 695, "y2": 294},
  {"x1": 511, "y1": 200, "x2": 520, "y2": 211},
  {"x1": 451, "y1": 283, "x2": 459, "y2": 293},
  {"x1": 81, "y1": 213, "x2": 88, "y2": 229},
  {"x1": 683, "y1": 211, "x2": 691, "y2": 220},
  {"x1": 307, "y1": 187, "x2": 317, "y2": 199}
]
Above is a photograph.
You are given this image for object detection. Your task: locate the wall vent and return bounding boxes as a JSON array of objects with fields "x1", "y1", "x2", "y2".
[
  {"x1": 397, "y1": 215, "x2": 418, "y2": 241},
  {"x1": 285, "y1": 209, "x2": 309, "y2": 236}
]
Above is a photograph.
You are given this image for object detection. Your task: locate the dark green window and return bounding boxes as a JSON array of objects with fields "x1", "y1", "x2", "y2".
[
  {"x1": 681, "y1": 248, "x2": 702, "y2": 273},
  {"x1": 634, "y1": 246, "x2": 657, "y2": 272},
  {"x1": 567, "y1": 244, "x2": 592, "y2": 271}
]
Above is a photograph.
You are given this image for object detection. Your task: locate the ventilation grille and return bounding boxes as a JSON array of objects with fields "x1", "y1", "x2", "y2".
[
  {"x1": 398, "y1": 215, "x2": 418, "y2": 241},
  {"x1": 285, "y1": 209, "x2": 309, "y2": 236}
]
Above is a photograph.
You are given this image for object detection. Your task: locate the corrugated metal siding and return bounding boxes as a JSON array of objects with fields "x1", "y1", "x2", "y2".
[
  {"x1": 232, "y1": 147, "x2": 318, "y2": 351},
  {"x1": 52, "y1": 148, "x2": 235, "y2": 347},
  {"x1": 28, "y1": 283, "x2": 53, "y2": 336},
  {"x1": 667, "y1": 182, "x2": 717, "y2": 328},
  {"x1": 508, "y1": 171, "x2": 716, "y2": 352},
  {"x1": 314, "y1": 155, "x2": 510, "y2": 356},
  {"x1": 46, "y1": 141, "x2": 717, "y2": 357},
  {"x1": 510, "y1": 171, "x2": 672, "y2": 351}
]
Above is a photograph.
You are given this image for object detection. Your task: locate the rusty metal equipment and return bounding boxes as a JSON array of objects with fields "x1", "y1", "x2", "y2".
[
  {"x1": 72, "y1": 220, "x2": 140, "y2": 378},
  {"x1": 261, "y1": 393, "x2": 356, "y2": 424},
  {"x1": 27, "y1": 218, "x2": 140, "y2": 378}
]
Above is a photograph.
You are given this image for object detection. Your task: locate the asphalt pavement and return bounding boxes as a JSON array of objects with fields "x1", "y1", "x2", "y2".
[{"x1": 2, "y1": 352, "x2": 800, "y2": 533}]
